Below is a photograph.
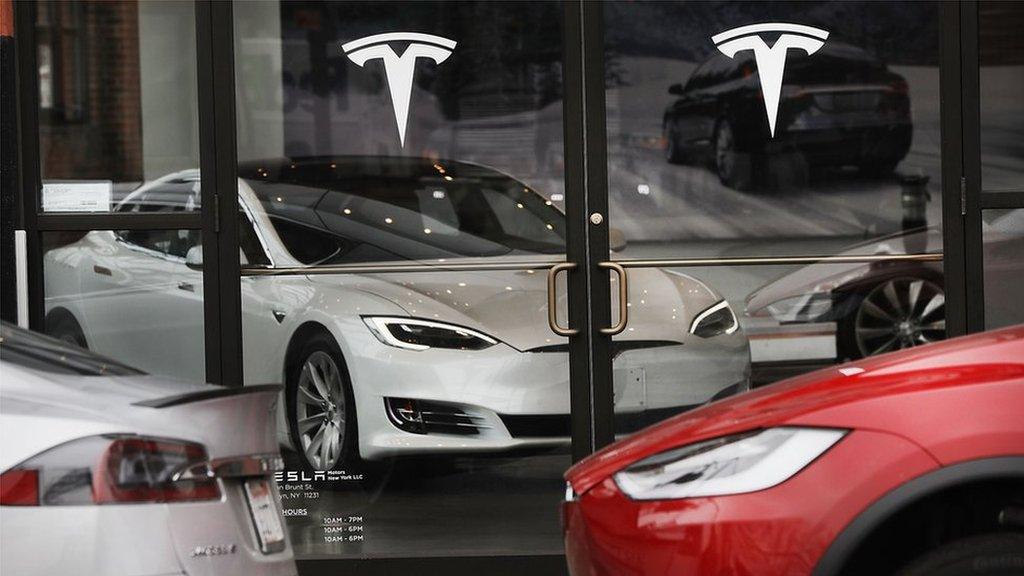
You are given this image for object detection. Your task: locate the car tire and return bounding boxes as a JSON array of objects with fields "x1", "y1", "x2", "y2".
[
  {"x1": 286, "y1": 332, "x2": 358, "y2": 472},
  {"x1": 837, "y1": 276, "x2": 946, "y2": 360},
  {"x1": 45, "y1": 310, "x2": 88, "y2": 349},
  {"x1": 859, "y1": 158, "x2": 901, "y2": 178},
  {"x1": 713, "y1": 119, "x2": 754, "y2": 191},
  {"x1": 895, "y1": 533, "x2": 1024, "y2": 576},
  {"x1": 664, "y1": 120, "x2": 686, "y2": 164}
]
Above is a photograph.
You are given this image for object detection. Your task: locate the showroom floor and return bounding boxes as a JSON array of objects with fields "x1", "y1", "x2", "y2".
[{"x1": 281, "y1": 450, "x2": 570, "y2": 559}]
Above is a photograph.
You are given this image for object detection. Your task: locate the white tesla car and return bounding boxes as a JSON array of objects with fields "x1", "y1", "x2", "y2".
[
  {"x1": 43, "y1": 156, "x2": 751, "y2": 471},
  {"x1": 0, "y1": 322, "x2": 296, "y2": 576}
]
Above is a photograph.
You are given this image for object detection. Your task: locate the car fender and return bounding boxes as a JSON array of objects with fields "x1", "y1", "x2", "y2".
[{"x1": 812, "y1": 457, "x2": 1024, "y2": 576}]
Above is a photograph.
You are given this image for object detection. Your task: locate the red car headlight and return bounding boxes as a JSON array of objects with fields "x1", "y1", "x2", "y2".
[{"x1": 614, "y1": 427, "x2": 847, "y2": 501}]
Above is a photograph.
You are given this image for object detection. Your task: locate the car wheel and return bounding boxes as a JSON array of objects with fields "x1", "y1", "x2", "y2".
[
  {"x1": 895, "y1": 533, "x2": 1024, "y2": 576},
  {"x1": 713, "y1": 119, "x2": 754, "y2": 190},
  {"x1": 839, "y1": 276, "x2": 946, "y2": 359},
  {"x1": 45, "y1": 310, "x2": 88, "y2": 349},
  {"x1": 286, "y1": 333, "x2": 357, "y2": 471},
  {"x1": 664, "y1": 120, "x2": 685, "y2": 164}
]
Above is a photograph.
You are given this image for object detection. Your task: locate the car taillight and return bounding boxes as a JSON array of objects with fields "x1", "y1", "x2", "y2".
[
  {"x1": 890, "y1": 77, "x2": 909, "y2": 95},
  {"x1": 0, "y1": 435, "x2": 220, "y2": 506},
  {"x1": 0, "y1": 469, "x2": 40, "y2": 506}
]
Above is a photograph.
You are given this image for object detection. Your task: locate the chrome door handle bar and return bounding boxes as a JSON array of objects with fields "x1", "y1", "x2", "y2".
[
  {"x1": 546, "y1": 262, "x2": 578, "y2": 336},
  {"x1": 599, "y1": 262, "x2": 628, "y2": 336}
]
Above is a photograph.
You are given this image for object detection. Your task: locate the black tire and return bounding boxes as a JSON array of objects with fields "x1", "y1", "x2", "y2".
[
  {"x1": 664, "y1": 120, "x2": 686, "y2": 164},
  {"x1": 45, "y1": 310, "x2": 88, "y2": 349},
  {"x1": 713, "y1": 119, "x2": 755, "y2": 191},
  {"x1": 895, "y1": 533, "x2": 1024, "y2": 576},
  {"x1": 859, "y1": 158, "x2": 901, "y2": 178},
  {"x1": 285, "y1": 332, "x2": 358, "y2": 472}
]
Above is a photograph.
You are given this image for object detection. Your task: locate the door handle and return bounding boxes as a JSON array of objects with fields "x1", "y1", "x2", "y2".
[
  {"x1": 599, "y1": 262, "x2": 629, "y2": 335},
  {"x1": 93, "y1": 265, "x2": 112, "y2": 276},
  {"x1": 177, "y1": 282, "x2": 195, "y2": 292},
  {"x1": 546, "y1": 262, "x2": 578, "y2": 336}
]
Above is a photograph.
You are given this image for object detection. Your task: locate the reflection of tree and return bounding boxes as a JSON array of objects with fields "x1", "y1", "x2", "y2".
[
  {"x1": 281, "y1": 1, "x2": 564, "y2": 122},
  {"x1": 604, "y1": 1, "x2": 941, "y2": 67},
  {"x1": 433, "y1": 1, "x2": 563, "y2": 120}
]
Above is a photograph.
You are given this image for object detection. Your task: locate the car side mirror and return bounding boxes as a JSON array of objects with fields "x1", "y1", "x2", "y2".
[
  {"x1": 185, "y1": 245, "x2": 203, "y2": 271},
  {"x1": 609, "y1": 227, "x2": 627, "y2": 252},
  {"x1": 668, "y1": 83, "x2": 685, "y2": 96}
]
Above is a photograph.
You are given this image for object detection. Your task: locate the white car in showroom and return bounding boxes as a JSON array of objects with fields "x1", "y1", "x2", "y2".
[
  {"x1": 0, "y1": 322, "x2": 296, "y2": 576},
  {"x1": 42, "y1": 156, "x2": 751, "y2": 472}
]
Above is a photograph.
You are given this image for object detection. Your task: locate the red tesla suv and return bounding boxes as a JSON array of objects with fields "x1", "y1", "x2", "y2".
[{"x1": 564, "y1": 325, "x2": 1024, "y2": 575}]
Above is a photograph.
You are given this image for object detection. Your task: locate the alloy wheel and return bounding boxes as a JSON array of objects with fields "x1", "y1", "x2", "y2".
[
  {"x1": 296, "y1": 351, "x2": 346, "y2": 470},
  {"x1": 854, "y1": 277, "x2": 946, "y2": 357}
]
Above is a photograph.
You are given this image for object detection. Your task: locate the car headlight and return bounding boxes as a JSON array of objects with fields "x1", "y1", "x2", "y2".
[
  {"x1": 362, "y1": 316, "x2": 498, "y2": 351},
  {"x1": 689, "y1": 300, "x2": 738, "y2": 338},
  {"x1": 763, "y1": 293, "x2": 833, "y2": 322},
  {"x1": 613, "y1": 427, "x2": 846, "y2": 500}
]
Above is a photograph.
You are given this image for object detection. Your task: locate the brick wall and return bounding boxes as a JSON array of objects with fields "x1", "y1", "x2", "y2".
[{"x1": 38, "y1": 0, "x2": 143, "y2": 183}]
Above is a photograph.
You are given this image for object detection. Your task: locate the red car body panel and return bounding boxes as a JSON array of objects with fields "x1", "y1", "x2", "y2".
[{"x1": 564, "y1": 325, "x2": 1024, "y2": 575}]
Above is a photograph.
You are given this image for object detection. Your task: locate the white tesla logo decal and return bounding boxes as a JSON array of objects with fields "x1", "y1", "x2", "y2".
[
  {"x1": 712, "y1": 23, "x2": 829, "y2": 137},
  {"x1": 343, "y1": 32, "x2": 457, "y2": 147}
]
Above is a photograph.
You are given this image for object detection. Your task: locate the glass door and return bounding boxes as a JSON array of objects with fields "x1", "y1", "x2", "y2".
[
  {"x1": 231, "y1": 0, "x2": 574, "y2": 562},
  {"x1": 596, "y1": 0, "x2": 949, "y2": 436},
  {"x1": 19, "y1": 0, "x2": 210, "y2": 384}
]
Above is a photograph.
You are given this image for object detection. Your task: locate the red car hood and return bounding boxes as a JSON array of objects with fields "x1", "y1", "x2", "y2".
[{"x1": 566, "y1": 325, "x2": 1024, "y2": 495}]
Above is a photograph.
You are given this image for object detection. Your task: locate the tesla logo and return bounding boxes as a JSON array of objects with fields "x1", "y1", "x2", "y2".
[
  {"x1": 712, "y1": 23, "x2": 829, "y2": 137},
  {"x1": 343, "y1": 32, "x2": 457, "y2": 147}
]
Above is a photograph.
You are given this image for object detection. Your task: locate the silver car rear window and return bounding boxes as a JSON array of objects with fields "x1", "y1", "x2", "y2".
[{"x1": 0, "y1": 322, "x2": 144, "y2": 377}]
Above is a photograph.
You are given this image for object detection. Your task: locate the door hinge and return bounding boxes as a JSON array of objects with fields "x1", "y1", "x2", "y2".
[
  {"x1": 960, "y1": 176, "x2": 967, "y2": 216},
  {"x1": 214, "y1": 193, "x2": 221, "y2": 233}
]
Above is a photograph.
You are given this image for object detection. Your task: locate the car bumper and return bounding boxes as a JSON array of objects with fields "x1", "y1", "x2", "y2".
[
  {"x1": 777, "y1": 122, "x2": 913, "y2": 164},
  {"x1": 351, "y1": 333, "x2": 750, "y2": 460},
  {"x1": 0, "y1": 481, "x2": 297, "y2": 576},
  {"x1": 563, "y1": 429, "x2": 937, "y2": 576}
]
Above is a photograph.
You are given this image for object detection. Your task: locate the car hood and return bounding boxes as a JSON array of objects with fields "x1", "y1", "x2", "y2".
[
  {"x1": 1, "y1": 364, "x2": 281, "y2": 470},
  {"x1": 307, "y1": 263, "x2": 725, "y2": 351},
  {"x1": 565, "y1": 325, "x2": 1024, "y2": 495},
  {"x1": 745, "y1": 227, "x2": 943, "y2": 315}
]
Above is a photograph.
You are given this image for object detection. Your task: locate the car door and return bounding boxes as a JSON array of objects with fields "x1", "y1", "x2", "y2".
[{"x1": 77, "y1": 181, "x2": 206, "y2": 380}]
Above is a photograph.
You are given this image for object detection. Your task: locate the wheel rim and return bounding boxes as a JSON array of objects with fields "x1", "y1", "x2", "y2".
[
  {"x1": 854, "y1": 278, "x2": 946, "y2": 357},
  {"x1": 296, "y1": 351, "x2": 345, "y2": 470},
  {"x1": 715, "y1": 122, "x2": 735, "y2": 180}
]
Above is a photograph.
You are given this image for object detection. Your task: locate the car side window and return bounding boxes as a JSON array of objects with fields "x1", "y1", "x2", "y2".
[
  {"x1": 115, "y1": 179, "x2": 201, "y2": 259},
  {"x1": 270, "y1": 217, "x2": 348, "y2": 265},
  {"x1": 684, "y1": 60, "x2": 713, "y2": 92},
  {"x1": 118, "y1": 229, "x2": 198, "y2": 259},
  {"x1": 239, "y1": 210, "x2": 272, "y2": 267}
]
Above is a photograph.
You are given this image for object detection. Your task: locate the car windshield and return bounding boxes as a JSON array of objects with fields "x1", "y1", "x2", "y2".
[
  {"x1": 242, "y1": 157, "x2": 566, "y2": 264},
  {"x1": 0, "y1": 322, "x2": 144, "y2": 376}
]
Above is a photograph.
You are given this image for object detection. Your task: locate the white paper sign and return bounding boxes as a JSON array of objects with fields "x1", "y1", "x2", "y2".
[{"x1": 42, "y1": 181, "x2": 113, "y2": 212}]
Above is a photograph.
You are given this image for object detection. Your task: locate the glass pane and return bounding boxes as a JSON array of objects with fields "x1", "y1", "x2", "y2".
[
  {"x1": 983, "y1": 209, "x2": 1024, "y2": 329},
  {"x1": 233, "y1": 0, "x2": 568, "y2": 559},
  {"x1": 42, "y1": 229, "x2": 205, "y2": 382},
  {"x1": 604, "y1": 0, "x2": 945, "y2": 434},
  {"x1": 605, "y1": 0, "x2": 942, "y2": 257},
  {"x1": 35, "y1": 0, "x2": 199, "y2": 212},
  {"x1": 980, "y1": 1, "x2": 1024, "y2": 191}
]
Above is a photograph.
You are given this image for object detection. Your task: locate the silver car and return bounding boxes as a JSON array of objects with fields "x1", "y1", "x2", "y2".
[{"x1": 0, "y1": 322, "x2": 297, "y2": 576}]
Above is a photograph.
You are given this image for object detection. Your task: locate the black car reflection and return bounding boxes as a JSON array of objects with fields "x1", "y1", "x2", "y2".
[{"x1": 663, "y1": 42, "x2": 912, "y2": 189}]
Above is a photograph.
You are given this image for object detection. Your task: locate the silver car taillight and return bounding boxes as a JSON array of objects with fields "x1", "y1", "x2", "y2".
[{"x1": 0, "y1": 434, "x2": 220, "y2": 506}]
